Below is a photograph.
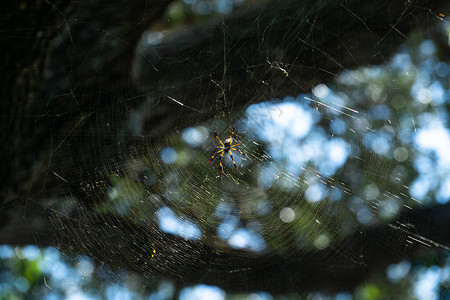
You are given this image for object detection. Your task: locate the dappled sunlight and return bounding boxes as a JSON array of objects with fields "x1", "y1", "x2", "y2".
[
  {"x1": 3, "y1": 1, "x2": 450, "y2": 299},
  {"x1": 3, "y1": 244, "x2": 449, "y2": 299},
  {"x1": 146, "y1": 26, "x2": 450, "y2": 259},
  {"x1": 156, "y1": 207, "x2": 202, "y2": 240},
  {"x1": 246, "y1": 97, "x2": 351, "y2": 179},
  {"x1": 179, "y1": 284, "x2": 225, "y2": 300}
]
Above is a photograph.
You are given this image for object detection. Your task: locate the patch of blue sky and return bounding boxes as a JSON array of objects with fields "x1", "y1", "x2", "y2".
[
  {"x1": 356, "y1": 206, "x2": 373, "y2": 225},
  {"x1": 160, "y1": 147, "x2": 178, "y2": 164},
  {"x1": 161, "y1": 147, "x2": 178, "y2": 164},
  {"x1": 368, "y1": 104, "x2": 391, "y2": 120},
  {"x1": 179, "y1": 284, "x2": 225, "y2": 300},
  {"x1": 228, "y1": 228, "x2": 266, "y2": 253},
  {"x1": 76, "y1": 256, "x2": 95, "y2": 277},
  {"x1": 329, "y1": 186, "x2": 343, "y2": 201},
  {"x1": 328, "y1": 138, "x2": 350, "y2": 165},
  {"x1": 318, "y1": 138, "x2": 350, "y2": 176},
  {"x1": 248, "y1": 232, "x2": 266, "y2": 253},
  {"x1": 258, "y1": 119, "x2": 350, "y2": 178},
  {"x1": 412, "y1": 76, "x2": 447, "y2": 106},
  {"x1": 311, "y1": 86, "x2": 352, "y2": 118},
  {"x1": 329, "y1": 118, "x2": 346, "y2": 135},
  {"x1": 414, "y1": 122, "x2": 450, "y2": 167},
  {"x1": 182, "y1": 127, "x2": 204, "y2": 147},
  {"x1": 326, "y1": 94, "x2": 352, "y2": 117},
  {"x1": 428, "y1": 80, "x2": 446, "y2": 105},
  {"x1": 378, "y1": 197, "x2": 402, "y2": 219},
  {"x1": 213, "y1": 0, "x2": 233, "y2": 14},
  {"x1": 338, "y1": 69, "x2": 363, "y2": 85},
  {"x1": 409, "y1": 175, "x2": 435, "y2": 201},
  {"x1": 390, "y1": 52, "x2": 412, "y2": 72},
  {"x1": 398, "y1": 114, "x2": 414, "y2": 142},
  {"x1": 362, "y1": 66, "x2": 383, "y2": 79},
  {"x1": 328, "y1": 91, "x2": 351, "y2": 111},
  {"x1": 413, "y1": 154, "x2": 433, "y2": 174},
  {"x1": 312, "y1": 83, "x2": 330, "y2": 99},
  {"x1": 217, "y1": 215, "x2": 239, "y2": 239},
  {"x1": 419, "y1": 57, "x2": 437, "y2": 76},
  {"x1": 145, "y1": 31, "x2": 164, "y2": 46},
  {"x1": 228, "y1": 229, "x2": 250, "y2": 249},
  {"x1": 245, "y1": 98, "x2": 315, "y2": 144},
  {"x1": 435, "y1": 62, "x2": 448, "y2": 77},
  {"x1": 43, "y1": 292, "x2": 63, "y2": 300},
  {"x1": 105, "y1": 285, "x2": 134, "y2": 300},
  {"x1": 62, "y1": 272, "x2": 83, "y2": 292},
  {"x1": 419, "y1": 40, "x2": 436, "y2": 57},
  {"x1": 67, "y1": 292, "x2": 101, "y2": 300},
  {"x1": 247, "y1": 291, "x2": 274, "y2": 300},
  {"x1": 247, "y1": 86, "x2": 412, "y2": 186},
  {"x1": 215, "y1": 202, "x2": 232, "y2": 219},
  {"x1": 21, "y1": 245, "x2": 40, "y2": 260},
  {"x1": 0, "y1": 245, "x2": 14, "y2": 259},
  {"x1": 39, "y1": 247, "x2": 61, "y2": 270},
  {"x1": 156, "y1": 207, "x2": 202, "y2": 240},
  {"x1": 417, "y1": 111, "x2": 448, "y2": 127},
  {"x1": 14, "y1": 277, "x2": 30, "y2": 293},
  {"x1": 192, "y1": 1, "x2": 213, "y2": 15},
  {"x1": 149, "y1": 281, "x2": 175, "y2": 300},
  {"x1": 414, "y1": 266, "x2": 440, "y2": 300},
  {"x1": 269, "y1": 140, "x2": 307, "y2": 171},
  {"x1": 411, "y1": 70, "x2": 432, "y2": 103},
  {"x1": 305, "y1": 182, "x2": 327, "y2": 203},
  {"x1": 44, "y1": 247, "x2": 61, "y2": 261},
  {"x1": 434, "y1": 110, "x2": 450, "y2": 126},
  {"x1": 48, "y1": 260, "x2": 70, "y2": 282},
  {"x1": 386, "y1": 260, "x2": 411, "y2": 283},
  {"x1": 362, "y1": 131, "x2": 392, "y2": 155},
  {"x1": 436, "y1": 178, "x2": 450, "y2": 204},
  {"x1": 301, "y1": 130, "x2": 327, "y2": 165},
  {"x1": 335, "y1": 292, "x2": 353, "y2": 300},
  {"x1": 283, "y1": 154, "x2": 306, "y2": 177}
]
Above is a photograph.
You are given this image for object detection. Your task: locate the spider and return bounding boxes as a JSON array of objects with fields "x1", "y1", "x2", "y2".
[{"x1": 210, "y1": 124, "x2": 248, "y2": 173}]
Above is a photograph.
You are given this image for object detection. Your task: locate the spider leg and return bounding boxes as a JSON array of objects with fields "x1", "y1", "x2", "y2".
[
  {"x1": 232, "y1": 147, "x2": 249, "y2": 159},
  {"x1": 214, "y1": 129, "x2": 224, "y2": 146},
  {"x1": 229, "y1": 124, "x2": 236, "y2": 143},
  {"x1": 229, "y1": 150, "x2": 239, "y2": 171},
  {"x1": 218, "y1": 151, "x2": 225, "y2": 173},
  {"x1": 210, "y1": 149, "x2": 224, "y2": 164}
]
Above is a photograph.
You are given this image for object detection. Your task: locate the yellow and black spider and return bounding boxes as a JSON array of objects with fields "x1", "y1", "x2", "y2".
[{"x1": 210, "y1": 125, "x2": 248, "y2": 173}]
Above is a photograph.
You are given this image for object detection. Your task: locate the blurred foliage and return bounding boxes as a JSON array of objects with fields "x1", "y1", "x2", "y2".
[
  {"x1": 96, "y1": 10, "x2": 450, "y2": 257},
  {"x1": 159, "y1": 0, "x2": 266, "y2": 27},
  {"x1": 2, "y1": 0, "x2": 450, "y2": 299},
  {"x1": 0, "y1": 245, "x2": 449, "y2": 299}
]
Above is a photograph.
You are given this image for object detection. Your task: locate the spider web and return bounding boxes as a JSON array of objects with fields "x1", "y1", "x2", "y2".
[{"x1": 6, "y1": 0, "x2": 450, "y2": 298}]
